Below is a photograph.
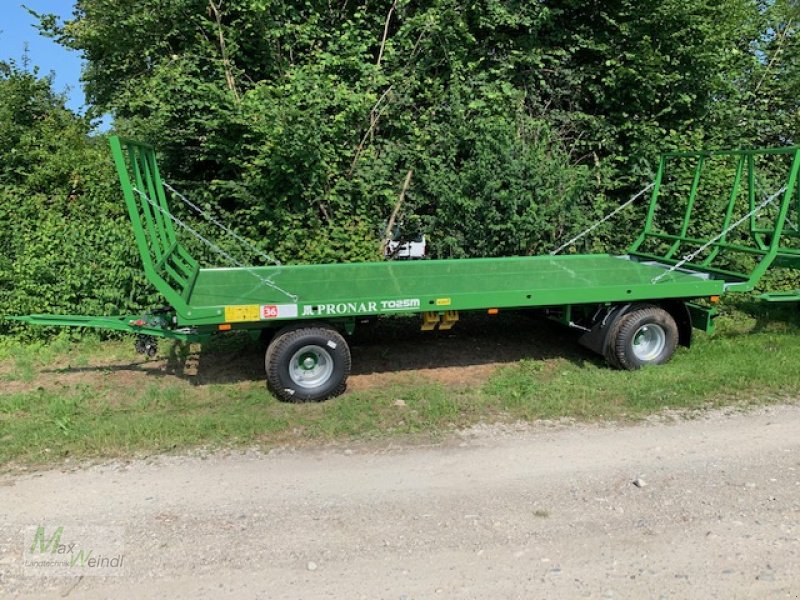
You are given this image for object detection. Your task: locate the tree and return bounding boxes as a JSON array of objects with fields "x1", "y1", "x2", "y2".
[{"x1": 1, "y1": 0, "x2": 794, "y2": 335}]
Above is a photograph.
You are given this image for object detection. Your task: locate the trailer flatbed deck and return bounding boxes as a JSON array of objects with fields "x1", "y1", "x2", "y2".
[
  {"x1": 188, "y1": 254, "x2": 725, "y2": 318},
  {"x1": 9, "y1": 138, "x2": 800, "y2": 401}
]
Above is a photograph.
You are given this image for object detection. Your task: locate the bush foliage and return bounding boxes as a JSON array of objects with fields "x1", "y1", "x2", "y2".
[{"x1": 1, "y1": 0, "x2": 799, "y2": 334}]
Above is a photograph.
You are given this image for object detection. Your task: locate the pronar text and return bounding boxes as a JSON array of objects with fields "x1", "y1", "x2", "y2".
[{"x1": 303, "y1": 299, "x2": 421, "y2": 316}]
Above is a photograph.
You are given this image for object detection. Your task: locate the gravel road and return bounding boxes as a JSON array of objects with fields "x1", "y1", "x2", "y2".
[{"x1": 3, "y1": 405, "x2": 800, "y2": 599}]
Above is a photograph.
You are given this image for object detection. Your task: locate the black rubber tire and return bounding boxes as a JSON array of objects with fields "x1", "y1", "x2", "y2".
[
  {"x1": 605, "y1": 305, "x2": 679, "y2": 370},
  {"x1": 265, "y1": 325, "x2": 351, "y2": 402}
]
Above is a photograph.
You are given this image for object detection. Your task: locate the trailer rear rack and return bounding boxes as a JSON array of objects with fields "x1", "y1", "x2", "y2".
[{"x1": 629, "y1": 146, "x2": 800, "y2": 288}]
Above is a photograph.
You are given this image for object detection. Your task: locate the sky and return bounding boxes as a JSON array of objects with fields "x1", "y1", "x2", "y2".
[{"x1": 0, "y1": 1, "x2": 86, "y2": 114}]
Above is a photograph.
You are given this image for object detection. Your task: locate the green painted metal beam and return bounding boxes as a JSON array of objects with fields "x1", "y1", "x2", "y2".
[{"x1": 6, "y1": 314, "x2": 201, "y2": 341}]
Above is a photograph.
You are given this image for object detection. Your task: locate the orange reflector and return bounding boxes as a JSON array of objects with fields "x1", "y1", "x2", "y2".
[
  {"x1": 487, "y1": 308, "x2": 499, "y2": 315},
  {"x1": 219, "y1": 323, "x2": 232, "y2": 331},
  {"x1": 710, "y1": 296, "x2": 720, "y2": 304}
]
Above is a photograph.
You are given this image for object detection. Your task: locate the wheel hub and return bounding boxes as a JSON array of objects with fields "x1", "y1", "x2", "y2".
[
  {"x1": 289, "y1": 345, "x2": 334, "y2": 388},
  {"x1": 631, "y1": 324, "x2": 667, "y2": 362}
]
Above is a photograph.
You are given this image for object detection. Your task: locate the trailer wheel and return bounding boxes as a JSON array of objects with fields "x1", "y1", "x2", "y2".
[
  {"x1": 265, "y1": 325, "x2": 351, "y2": 402},
  {"x1": 606, "y1": 305, "x2": 678, "y2": 370}
]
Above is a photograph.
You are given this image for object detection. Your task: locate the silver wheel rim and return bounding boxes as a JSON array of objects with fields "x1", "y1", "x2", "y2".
[
  {"x1": 289, "y1": 345, "x2": 334, "y2": 389},
  {"x1": 631, "y1": 324, "x2": 666, "y2": 362}
]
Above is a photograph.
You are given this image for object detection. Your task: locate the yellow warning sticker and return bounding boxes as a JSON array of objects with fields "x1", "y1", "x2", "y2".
[
  {"x1": 435, "y1": 298, "x2": 452, "y2": 306},
  {"x1": 224, "y1": 305, "x2": 260, "y2": 323}
]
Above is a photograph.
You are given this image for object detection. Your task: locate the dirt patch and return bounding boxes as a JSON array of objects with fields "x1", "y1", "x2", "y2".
[
  {"x1": 348, "y1": 311, "x2": 588, "y2": 389},
  {"x1": 0, "y1": 312, "x2": 590, "y2": 396},
  {"x1": 348, "y1": 362, "x2": 502, "y2": 390},
  {"x1": 1, "y1": 356, "x2": 177, "y2": 395}
]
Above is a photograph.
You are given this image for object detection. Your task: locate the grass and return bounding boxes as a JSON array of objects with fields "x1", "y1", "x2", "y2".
[{"x1": 2, "y1": 298, "x2": 800, "y2": 468}]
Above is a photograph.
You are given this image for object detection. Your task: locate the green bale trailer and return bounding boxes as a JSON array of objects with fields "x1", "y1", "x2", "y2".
[{"x1": 9, "y1": 138, "x2": 800, "y2": 401}]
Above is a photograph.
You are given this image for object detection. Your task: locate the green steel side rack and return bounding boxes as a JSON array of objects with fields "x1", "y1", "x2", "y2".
[{"x1": 8, "y1": 138, "x2": 800, "y2": 401}]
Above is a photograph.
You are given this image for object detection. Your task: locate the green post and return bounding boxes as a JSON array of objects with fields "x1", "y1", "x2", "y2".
[
  {"x1": 628, "y1": 155, "x2": 665, "y2": 254},
  {"x1": 665, "y1": 156, "x2": 704, "y2": 259},
  {"x1": 702, "y1": 155, "x2": 744, "y2": 266},
  {"x1": 742, "y1": 149, "x2": 800, "y2": 289}
]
